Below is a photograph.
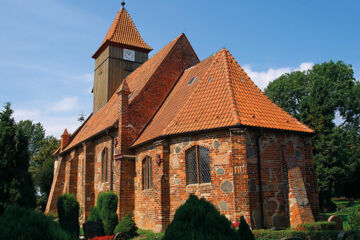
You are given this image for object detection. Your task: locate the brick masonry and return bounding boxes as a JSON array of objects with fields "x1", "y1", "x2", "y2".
[{"x1": 46, "y1": 127, "x2": 319, "y2": 231}]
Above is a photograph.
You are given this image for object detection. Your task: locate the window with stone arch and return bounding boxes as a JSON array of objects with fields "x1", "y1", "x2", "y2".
[
  {"x1": 101, "y1": 147, "x2": 108, "y2": 183},
  {"x1": 142, "y1": 156, "x2": 153, "y2": 190},
  {"x1": 186, "y1": 145, "x2": 211, "y2": 185}
]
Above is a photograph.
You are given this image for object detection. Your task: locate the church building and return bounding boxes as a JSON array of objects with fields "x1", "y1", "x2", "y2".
[{"x1": 46, "y1": 3, "x2": 320, "y2": 232}]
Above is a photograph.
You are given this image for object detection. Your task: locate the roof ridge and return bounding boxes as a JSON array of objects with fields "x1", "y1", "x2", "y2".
[
  {"x1": 222, "y1": 49, "x2": 241, "y2": 125},
  {"x1": 162, "y1": 53, "x2": 218, "y2": 134}
]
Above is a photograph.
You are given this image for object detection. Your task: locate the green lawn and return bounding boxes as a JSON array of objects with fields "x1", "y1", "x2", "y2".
[
  {"x1": 321, "y1": 199, "x2": 360, "y2": 231},
  {"x1": 131, "y1": 229, "x2": 164, "y2": 240}
]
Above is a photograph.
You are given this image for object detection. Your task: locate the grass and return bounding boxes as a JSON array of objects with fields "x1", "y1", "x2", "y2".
[{"x1": 320, "y1": 199, "x2": 360, "y2": 231}]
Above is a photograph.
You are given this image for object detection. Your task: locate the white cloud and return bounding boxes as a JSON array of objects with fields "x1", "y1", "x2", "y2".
[
  {"x1": 12, "y1": 97, "x2": 84, "y2": 138},
  {"x1": 243, "y1": 62, "x2": 314, "y2": 90},
  {"x1": 52, "y1": 97, "x2": 80, "y2": 112},
  {"x1": 13, "y1": 107, "x2": 80, "y2": 138},
  {"x1": 296, "y1": 62, "x2": 314, "y2": 72}
]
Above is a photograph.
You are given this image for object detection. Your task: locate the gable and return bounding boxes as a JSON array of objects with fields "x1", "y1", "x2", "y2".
[{"x1": 62, "y1": 34, "x2": 198, "y2": 152}]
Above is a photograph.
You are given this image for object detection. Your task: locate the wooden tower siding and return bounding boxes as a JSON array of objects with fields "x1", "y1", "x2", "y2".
[{"x1": 93, "y1": 45, "x2": 149, "y2": 113}]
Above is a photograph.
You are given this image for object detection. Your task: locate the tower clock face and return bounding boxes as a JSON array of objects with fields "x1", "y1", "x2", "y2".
[{"x1": 123, "y1": 49, "x2": 135, "y2": 62}]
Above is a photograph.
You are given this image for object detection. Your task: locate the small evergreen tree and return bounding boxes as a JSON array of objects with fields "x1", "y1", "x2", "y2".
[
  {"x1": 0, "y1": 103, "x2": 36, "y2": 214},
  {"x1": 88, "y1": 206, "x2": 102, "y2": 223},
  {"x1": 114, "y1": 213, "x2": 138, "y2": 239},
  {"x1": 163, "y1": 194, "x2": 238, "y2": 240},
  {"x1": 237, "y1": 216, "x2": 255, "y2": 240},
  {"x1": 97, "y1": 192, "x2": 118, "y2": 235},
  {"x1": 57, "y1": 193, "x2": 80, "y2": 238}
]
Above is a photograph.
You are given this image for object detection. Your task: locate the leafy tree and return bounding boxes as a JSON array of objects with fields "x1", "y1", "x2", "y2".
[
  {"x1": 17, "y1": 120, "x2": 45, "y2": 163},
  {"x1": 163, "y1": 194, "x2": 238, "y2": 240},
  {"x1": 265, "y1": 61, "x2": 360, "y2": 209},
  {"x1": 0, "y1": 103, "x2": 36, "y2": 214},
  {"x1": 33, "y1": 136, "x2": 60, "y2": 210}
]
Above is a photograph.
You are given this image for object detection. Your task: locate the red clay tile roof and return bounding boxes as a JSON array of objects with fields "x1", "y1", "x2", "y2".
[
  {"x1": 93, "y1": 8, "x2": 152, "y2": 58},
  {"x1": 62, "y1": 34, "x2": 186, "y2": 152},
  {"x1": 133, "y1": 49, "x2": 313, "y2": 146}
]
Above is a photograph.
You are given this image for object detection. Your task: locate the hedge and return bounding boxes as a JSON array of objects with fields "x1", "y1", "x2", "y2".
[
  {"x1": 296, "y1": 221, "x2": 336, "y2": 231},
  {"x1": 253, "y1": 229, "x2": 340, "y2": 240}
]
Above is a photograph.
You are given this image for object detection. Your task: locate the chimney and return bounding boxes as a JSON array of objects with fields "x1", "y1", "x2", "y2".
[
  {"x1": 116, "y1": 79, "x2": 131, "y2": 155},
  {"x1": 61, "y1": 129, "x2": 70, "y2": 151}
]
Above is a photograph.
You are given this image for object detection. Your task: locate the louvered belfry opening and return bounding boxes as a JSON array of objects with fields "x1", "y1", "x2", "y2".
[
  {"x1": 142, "y1": 156, "x2": 153, "y2": 189},
  {"x1": 186, "y1": 146, "x2": 211, "y2": 184}
]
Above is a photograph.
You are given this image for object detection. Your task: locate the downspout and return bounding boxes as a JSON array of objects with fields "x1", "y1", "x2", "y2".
[{"x1": 255, "y1": 131, "x2": 265, "y2": 228}]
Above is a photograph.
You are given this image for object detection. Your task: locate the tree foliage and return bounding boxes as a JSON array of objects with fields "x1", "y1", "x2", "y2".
[
  {"x1": 265, "y1": 60, "x2": 360, "y2": 209},
  {"x1": 0, "y1": 103, "x2": 36, "y2": 214},
  {"x1": 33, "y1": 136, "x2": 60, "y2": 210},
  {"x1": 17, "y1": 120, "x2": 45, "y2": 163}
]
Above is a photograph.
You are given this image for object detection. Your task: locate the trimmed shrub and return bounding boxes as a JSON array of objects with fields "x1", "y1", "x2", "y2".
[
  {"x1": 114, "y1": 213, "x2": 138, "y2": 239},
  {"x1": 0, "y1": 205, "x2": 72, "y2": 240},
  {"x1": 97, "y1": 192, "x2": 118, "y2": 235},
  {"x1": 296, "y1": 221, "x2": 336, "y2": 231},
  {"x1": 163, "y1": 194, "x2": 238, "y2": 240},
  {"x1": 57, "y1": 193, "x2": 80, "y2": 237},
  {"x1": 253, "y1": 229, "x2": 341, "y2": 240},
  {"x1": 237, "y1": 216, "x2": 255, "y2": 240},
  {"x1": 88, "y1": 206, "x2": 102, "y2": 223}
]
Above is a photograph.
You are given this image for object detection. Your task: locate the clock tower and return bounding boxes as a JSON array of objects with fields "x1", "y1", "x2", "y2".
[{"x1": 92, "y1": 5, "x2": 152, "y2": 112}]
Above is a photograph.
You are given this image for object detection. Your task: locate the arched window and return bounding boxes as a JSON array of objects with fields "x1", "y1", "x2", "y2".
[
  {"x1": 101, "y1": 147, "x2": 108, "y2": 183},
  {"x1": 142, "y1": 156, "x2": 153, "y2": 190},
  {"x1": 186, "y1": 146, "x2": 210, "y2": 184}
]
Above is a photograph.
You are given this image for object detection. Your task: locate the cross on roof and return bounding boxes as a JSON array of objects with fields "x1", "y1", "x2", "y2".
[{"x1": 121, "y1": 1, "x2": 125, "y2": 8}]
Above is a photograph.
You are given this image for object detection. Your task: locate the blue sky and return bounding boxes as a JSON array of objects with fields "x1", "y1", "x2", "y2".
[{"x1": 0, "y1": 0, "x2": 359, "y2": 138}]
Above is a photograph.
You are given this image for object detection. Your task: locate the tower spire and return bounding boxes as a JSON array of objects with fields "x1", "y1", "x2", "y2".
[{"x1": 121, "y1": 1, "x2": 125, "y2": 9}]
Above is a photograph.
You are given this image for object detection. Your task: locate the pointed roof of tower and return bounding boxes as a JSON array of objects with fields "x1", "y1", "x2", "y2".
[{"x1": 93, "y1": 8, "x2": 152, "y2": 58}]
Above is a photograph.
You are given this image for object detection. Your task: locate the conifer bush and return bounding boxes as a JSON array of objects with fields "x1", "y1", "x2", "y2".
[
  {"x1": 57, "y1": 193, "x2": 80, "y2": 238},
  {"x1": 97, "y1": 192, "x2": 118, "y2": 235},
  {"x1": 88, "y1": 206, "x2": 102, "y2": 223},
  {"x1": 163, "y1": 194, "x2": 238, "y2": 240},
  {"x1": 237, "y1": 216, "x2": 255, "y2": 240},
  {"x1": 114, "y1": 213, "x2": 138, "y2": 239},
  {"x1": 0, "y1": 205, "x2": 72, "y2": 240}
]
